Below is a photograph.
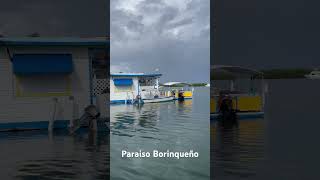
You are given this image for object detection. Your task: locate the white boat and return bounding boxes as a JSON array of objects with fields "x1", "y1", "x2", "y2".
[
  {"x1": 305, "y1": 70, "x2": 320, "y2": 79},
  {"x1": 143, "y1": 96, "x2": 174, "y2": 103}
]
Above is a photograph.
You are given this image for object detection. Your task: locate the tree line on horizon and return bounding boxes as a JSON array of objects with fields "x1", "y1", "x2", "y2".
[{"x1": 211, "y1": 68, "x2": 313, "y2": 80}]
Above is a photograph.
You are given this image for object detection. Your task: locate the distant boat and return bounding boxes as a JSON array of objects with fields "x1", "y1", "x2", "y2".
[
  {"x1": 305, "y1": 70, "x2": 320, "y2": 79},
  {"x1": 211, "y1": 65, "x2": 266, "y2": 121},
  {"x1": 162, "y1": 82, "x2": 194, "y2": 100},
  {"x1": 205, "y1": 83, "x2": 210, "y2": 87}
]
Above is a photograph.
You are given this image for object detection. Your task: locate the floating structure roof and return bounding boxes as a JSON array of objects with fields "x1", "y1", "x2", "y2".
[
  {"x1": 0, "y1": 37, "x2": 109, "y2": 46},
  {"x1": 111, "y1": 73, "x2": 162, "y2": 77}
]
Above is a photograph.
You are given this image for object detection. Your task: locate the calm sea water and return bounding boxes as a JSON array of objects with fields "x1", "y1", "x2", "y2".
[
  {"x1": 110, "y1": 87, "x2": 210, "y2": 180},
  {"x1": 212, "y1": 79, "x2": 320, "y2": 180},
  {"x1": 0, "y1": 130, "x2": 109, "y2": 179}
]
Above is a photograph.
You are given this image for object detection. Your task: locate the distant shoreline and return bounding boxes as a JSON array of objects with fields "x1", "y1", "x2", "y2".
[
  {"x1": 211, "y1": 68, "x2": 312, "y2": 80},
  {"x1": 261, "y1": 68, "x2": 311, "y2": 79}
]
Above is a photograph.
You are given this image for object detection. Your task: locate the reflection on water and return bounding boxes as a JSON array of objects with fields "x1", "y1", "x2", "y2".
[
  {"x1": 111, "y1": 87, "x2": 210, "y2": 180},
  {"x1": 211, "y1": 120, "x2": 265, "y2": 179},
  {"x1": 0, "y1": 130, "x2": 109, "y2": 180},
  {"x1": 112, "y1": 104, "x2": 161, "y2": 137}
]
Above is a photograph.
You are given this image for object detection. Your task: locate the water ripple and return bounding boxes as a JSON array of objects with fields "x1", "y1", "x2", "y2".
[{"x1": 212, "y1": 120, "x2": 265, "y2": 179}]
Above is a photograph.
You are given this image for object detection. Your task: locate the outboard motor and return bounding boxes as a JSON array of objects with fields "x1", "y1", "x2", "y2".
[
  {"x1": 133, "y1": 95, "x2": 144, "y2": 105},
  {"x1": 85, "y1": 105, "x2": 101, "y2": 119},
  {"x1": 84, "y1": 105, "x2": 101, "y2": 131},
  {"x1": 218, "y1": 95, "x2": 238, "y2": 128},
  {"x1": 69, "y1": 105, "x2": 101, "y2": 134},
  {"x1": 84, "y1": 105, "x2": 100, "y2": 119}
]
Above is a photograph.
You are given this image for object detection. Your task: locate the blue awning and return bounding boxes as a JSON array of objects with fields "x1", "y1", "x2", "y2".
[
  {"x1": 113, "y1": 79, "x2": 133, "y2": 86},
  {"x1": 12, "y1": 54, "x2": 73, "y2": 75}
]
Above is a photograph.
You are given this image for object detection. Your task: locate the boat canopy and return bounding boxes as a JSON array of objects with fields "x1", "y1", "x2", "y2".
[
  {"x1": 211, "y1": 65, "x2": 263, "y2": 79},
  {"x1": 163, "y1": 82, "x2": 192, "y2": 86}
]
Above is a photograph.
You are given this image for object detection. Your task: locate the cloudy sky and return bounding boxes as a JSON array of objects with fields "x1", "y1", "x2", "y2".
[
  {"x1": 111, "y1": 0, "x2": 210, "y2": 83},
  {"x1": 214, "y1": 0, "x2": 320, "y2": 70},
  {"x1": 0, "y1": 0, "x2": 108, "y2": 37}
]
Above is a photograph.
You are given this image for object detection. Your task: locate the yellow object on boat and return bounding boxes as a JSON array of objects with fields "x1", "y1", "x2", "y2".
[
  {"x1": 236, "y1": 96, "x2": 262, "y2": 112},
  {"x1": 183, "y1": 91, "x2": 193, "y2": 98},
  {"x1": 210, "y1": 95, "x2": 262, "y2": 113}
]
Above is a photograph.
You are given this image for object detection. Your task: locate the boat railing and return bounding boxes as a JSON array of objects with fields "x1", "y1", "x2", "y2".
[
  {"x1": 140, "y1": 85, "x2": 157, "y2": 91},
  {"x1": 160, "y1": 86, "x2": 193, "y2": 91},
  {"x1": 140, "y1": 89, "x2": 161, "y2": 99}
]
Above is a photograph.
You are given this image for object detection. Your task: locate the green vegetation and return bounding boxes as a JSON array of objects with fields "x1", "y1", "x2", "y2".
[
  {"x1": 211, "y1": 68, "x2": 312, "y2": 80},
  {"x1": 261, "y1": 68, "x2": 312, "y2": 79},
  {"x1": 211, "y1": 74, "x2": 234, "y2": 80}
]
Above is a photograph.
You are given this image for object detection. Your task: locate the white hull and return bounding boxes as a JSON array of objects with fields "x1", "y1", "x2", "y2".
[
  {"x1": 305, "y1": 75, "x2": 320, "y2": 79},
  {"x1": 143, "y1": 97, "x2": 174, "y2": 103},
  {"x1": 210, "y1": 112, "x2": 264, "y2": 120}
]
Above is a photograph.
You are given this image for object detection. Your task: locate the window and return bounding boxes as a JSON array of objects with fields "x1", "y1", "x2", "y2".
[{"x1": 15, "y1": 75, "x2": 71, "y2": 97}]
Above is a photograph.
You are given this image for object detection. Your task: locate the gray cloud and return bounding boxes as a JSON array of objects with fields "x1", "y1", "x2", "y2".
[
  {"x1": 111, "y1": 0, "x2": 210, "y2": 83},
  {"x1": 214, "y1": 0, "x2": 320, "y2": 69},
  {"x1": 167, "y1": 18, "x2": 193, "y2": 29},
  {"x1": 0, "y1": 0, "x2": 108, "y2": 37}
]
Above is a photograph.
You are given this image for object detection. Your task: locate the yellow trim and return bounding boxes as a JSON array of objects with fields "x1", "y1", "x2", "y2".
[
  {"x1": 210, "y1": 98, "x2": 216, "y2": 113},
  {"x1": 15, "y1": 75, "x2": 72, "y2": 97},
  {"x1": 17, "y1": 92, "x2": 71, "y2": 97}
]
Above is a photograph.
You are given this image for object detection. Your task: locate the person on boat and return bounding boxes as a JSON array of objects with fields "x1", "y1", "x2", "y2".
[
  {"x1": 178, "y1": 90, "x2": 185, "y2": 101},
  {"x1": 133, "y1": 95, "x2": 143, "y2": 104},
  {"x1": 217, "y1": 92, "x2": 238, "y2": 128},
  {"x1": 171, "y1": 90, "x2": 176, "y2": 98}
]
